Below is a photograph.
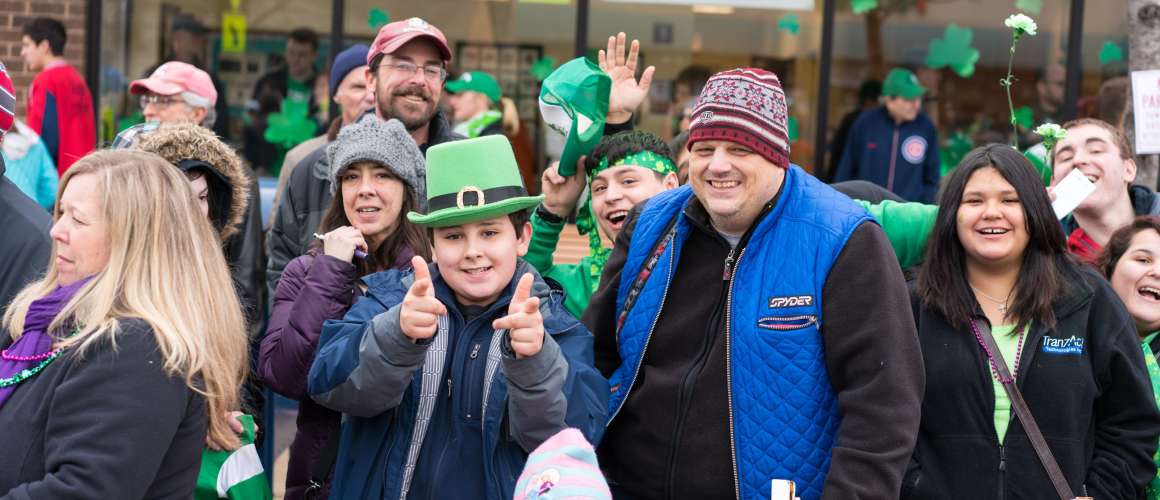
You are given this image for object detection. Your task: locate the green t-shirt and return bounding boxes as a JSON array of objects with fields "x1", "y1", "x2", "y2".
[
  {"x1": 992, "y1": 323, "x2": 1028, "y2": 443},
  {"x1": 286, "y1": 77, "x2": 313, "y2": 108}
]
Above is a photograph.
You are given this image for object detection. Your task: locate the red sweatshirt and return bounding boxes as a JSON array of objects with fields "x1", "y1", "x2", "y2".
[{"x1": 27, "y1": 61, "x2": 95, "y2": 175}]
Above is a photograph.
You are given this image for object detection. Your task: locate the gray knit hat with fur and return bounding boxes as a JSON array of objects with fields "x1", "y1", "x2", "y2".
[{"x1": 327, "y1": 115, "x2": 426, "y2": 204}]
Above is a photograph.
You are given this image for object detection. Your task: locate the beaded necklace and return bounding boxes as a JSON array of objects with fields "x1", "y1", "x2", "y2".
[
  {"x1": 969, "y1": 319, "x2": 1026, "y2": 383},
  {"x1": 0, "y1": 332, "x2": 71, "y2": 388}
]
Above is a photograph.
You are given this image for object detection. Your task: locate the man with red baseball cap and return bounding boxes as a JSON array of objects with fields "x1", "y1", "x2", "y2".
[
  {"x1": 130, "y1": 61, "x2": 218, "y2": 128},
  {"x1": 266, "y1": 17, "x2": 464, "y2": 298},
  {"x1": 0, "y1": 60, "x2": 52, "y2": 319}
]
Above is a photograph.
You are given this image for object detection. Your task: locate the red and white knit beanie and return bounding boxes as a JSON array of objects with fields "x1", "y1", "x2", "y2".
[{"x1": 686, "y1": 68, "x2": 790, "y2": 169}]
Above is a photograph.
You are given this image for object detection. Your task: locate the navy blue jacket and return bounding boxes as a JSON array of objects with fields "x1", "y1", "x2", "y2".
[
  {"x1": 308, "y1": 261, "x2": 608, "y2": 499},
  {"x1": 834, "y1": 106, "x2": 940, "y2": 203}
]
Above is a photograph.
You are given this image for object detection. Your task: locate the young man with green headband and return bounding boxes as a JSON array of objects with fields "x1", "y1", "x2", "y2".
[
  {"x1": 531, "y1": 131, "x2": 679, "y2": 318},
  {"x1": 308, "y1": 135, "x2": 608, "y2": 499}
]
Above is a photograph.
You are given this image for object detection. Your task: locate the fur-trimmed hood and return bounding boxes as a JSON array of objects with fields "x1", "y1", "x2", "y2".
[{"x1": 132, "y1": 122, "x2": 250, "y2": 241}]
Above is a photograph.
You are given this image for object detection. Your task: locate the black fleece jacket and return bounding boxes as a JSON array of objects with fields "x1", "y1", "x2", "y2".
[
  {"x1": 0, "y1": 319, "x2": 207, "y2": 500},
  {"x1": 902, "y1": 263, "x2": 1160, "y2": 500}
]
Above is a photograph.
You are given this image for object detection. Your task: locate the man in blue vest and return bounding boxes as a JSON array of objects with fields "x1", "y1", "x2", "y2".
[
  {"x1": 583, "y1": 68, "x2": 924, "y2": 500},
  {"x1": 834, "y1": 68, "x2": 940, "y2": 202}
]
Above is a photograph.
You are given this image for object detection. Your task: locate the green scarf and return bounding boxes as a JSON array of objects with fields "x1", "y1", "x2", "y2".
[
  {"x1": 1142, "y1": 332, "x2": 1160, "y2": 500},
  {"x1": 575, "y1": 150, "x2": 678, "y2": 283}
]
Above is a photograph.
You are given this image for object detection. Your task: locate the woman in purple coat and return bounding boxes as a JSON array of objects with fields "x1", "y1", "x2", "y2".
[{"x1": 258, "y1": 117, "x2": 430, "y2": 500}]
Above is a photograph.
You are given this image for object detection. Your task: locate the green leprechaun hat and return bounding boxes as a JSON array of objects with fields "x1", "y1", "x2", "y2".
[
  {"x1": 407, "y1": 135, "x2": 544, "y2": 227},
  {"x1": 539, "y1": 57, "x2": 610, "y2": 177}
]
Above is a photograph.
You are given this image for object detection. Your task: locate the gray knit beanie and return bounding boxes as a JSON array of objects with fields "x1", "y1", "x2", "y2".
[{"x1": 327, "y1": 115, "x2": 426, "y2": 205}]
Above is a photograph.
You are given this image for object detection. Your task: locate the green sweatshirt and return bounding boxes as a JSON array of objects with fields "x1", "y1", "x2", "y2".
[
  {"x1": 526, "y1": 199, "x2": 937, "y2": 319},
  {"x1": 526, "y1": 210, "x2": 603, "y2": 319}
]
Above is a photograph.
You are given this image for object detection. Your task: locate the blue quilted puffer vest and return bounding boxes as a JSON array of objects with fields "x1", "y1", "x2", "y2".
[{"x1": 609, "y1": 166, "x2": 871, "y2": 500}]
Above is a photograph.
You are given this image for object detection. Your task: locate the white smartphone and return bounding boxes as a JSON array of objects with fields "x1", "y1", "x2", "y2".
[{"x1": 1051, "y1": 168, "x2": 1096, "y2": 220}]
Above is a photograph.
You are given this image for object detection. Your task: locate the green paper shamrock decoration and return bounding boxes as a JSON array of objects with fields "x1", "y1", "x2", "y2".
[
  {"x1": 264, "y1": 99, "x2": 317, "y2": 149},
  {"x1": 850, "y1": 0, "x2": 878, "y2": 15},
  {"x1": 1015, "y1": 0, "x2": 1042, "y2": 14},
  {"x1": 1014, "y1": 106, "x2": 1034, "y2": 131},
  {"x1": 788, "y1": 116, "x2": 800, "y2": 143},
  {"x1": 778, "y1": 14, "x2": 801, "y2": 35},
  {"x1": 368, "y1": 8, "x2": 390, "y2": 30},
  {"x1": 530, "y1": 57, "x2": 557, "y2": 82},
  {"x1": 925, "y1": 24, "x2": 980, "y2": 78},
  {"x1": 939, "y1": 131, "x2": 974, "y2": 177},
  {"x1": 1100, "y1": 41, "x2": 1124, "y2": 66}
]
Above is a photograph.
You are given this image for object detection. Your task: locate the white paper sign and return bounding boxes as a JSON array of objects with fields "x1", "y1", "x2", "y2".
[
  {"x1": 1051, "y1": 168, "x2": 1096, "y2": 220},
  {"x1": 1131, "y1": 69, "x2": 1160, "y2": 154}
]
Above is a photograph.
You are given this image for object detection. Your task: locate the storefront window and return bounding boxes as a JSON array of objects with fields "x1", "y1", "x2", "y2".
[
  {"x1": 1077, "y1": 0, "x2": 1129, "y2": 125},
  {"x1": 826, "y1": 0, "x2": 1072, "y2": 181}
]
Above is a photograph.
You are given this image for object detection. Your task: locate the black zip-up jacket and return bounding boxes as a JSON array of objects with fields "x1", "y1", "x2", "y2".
[
  {"x1": 0, "y1": 158, "x2": 50, "y2": 320},
  {"x1": 903, "y1": 263, "x2": 1160, "y2": 499}
]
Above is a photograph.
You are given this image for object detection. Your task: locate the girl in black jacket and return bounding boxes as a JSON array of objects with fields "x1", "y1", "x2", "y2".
[
  {"x1": 904, "y1": 145, "x2": 1160, "y2": 499},
  {"x1": 1099, "y1": 215, "x2": 1160, "y2": 498}
]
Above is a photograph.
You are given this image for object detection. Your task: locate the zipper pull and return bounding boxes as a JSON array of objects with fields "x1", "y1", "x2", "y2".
[
  {"x1": 722, "y1": 249, "x2": 736, "y2": 281},
  {"x1": 469, "y1": 342, "x2": 481, "y2": 359},
  {"x1": 447, "y1": 378, "x2": 453, "y2": 399},
  {"x1": 998, "y1": 445, "x2": 1007, "y2": 471}
]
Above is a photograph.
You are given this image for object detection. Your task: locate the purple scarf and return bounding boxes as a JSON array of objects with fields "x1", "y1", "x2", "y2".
[{"x1": 0, "y1": 276, "x2": 93, "y2": 409}]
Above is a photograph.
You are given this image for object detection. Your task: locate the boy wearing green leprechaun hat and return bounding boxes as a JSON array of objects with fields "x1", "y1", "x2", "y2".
[{"x1": 307, "y1": 134, "x2": 609, "y2": 500}]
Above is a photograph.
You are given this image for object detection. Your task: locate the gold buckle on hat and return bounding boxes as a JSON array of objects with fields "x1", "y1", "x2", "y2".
[{"x1": 456, "y1": 186, "x2": 485, "y2": 209}]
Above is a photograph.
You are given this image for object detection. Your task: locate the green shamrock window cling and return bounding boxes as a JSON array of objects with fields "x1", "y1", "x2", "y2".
[
  {"x1": 264, "y1": 99, "x2": 317, "y2": 150},
  {"x1": 530, "y1": 57, "x2": 557, "y2": 82},
  {"x1": 1014, "y1": 106, "x2": 1034, "y2": 132},
  {"x1": 1100, "y1": 41, "x2": 1124, "y2": 66},
  {"x1": 1015, "y1": 0, "x2": 1042, "y2": 15},
  {"x1": 925, "y1": 24, "x2": 980, "y2": 78},
  {"x1": 778, "y1": 14, "x2": 801, "y2": 35},
  {"x1": 368, "y1": 8, "x2": 390, "y2": 30},
  {"x1": 850, "y1": 0, "x2": 878, "y2": 15}
]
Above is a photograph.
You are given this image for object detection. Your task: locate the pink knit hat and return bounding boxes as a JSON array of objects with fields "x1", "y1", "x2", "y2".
[
  {"x1": 514, "y1": 429, "x2": 611, "y2": 500},
  {"x1": 687, "y1": 68, "x2": 790, "y2": 169}
]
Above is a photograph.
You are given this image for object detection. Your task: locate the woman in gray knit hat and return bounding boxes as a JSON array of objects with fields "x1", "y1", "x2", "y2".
[{"x1": 258, "y1": 115, "x2": 429, "y2": 500}]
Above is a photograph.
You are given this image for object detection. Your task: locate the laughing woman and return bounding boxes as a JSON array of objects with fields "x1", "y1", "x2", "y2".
[
  {"x1": 0, "y1": 150, "x2": 248, "y2": 499},
  {"x1": 1098, "y1": 215, "x2": 1160, "y2": 498},
  {"x1": 257, "y1": 116, "x2": 429, "y2": 500},
  {"x1": 903, "y1": 144, "x2": 1160, "y2": 499}
]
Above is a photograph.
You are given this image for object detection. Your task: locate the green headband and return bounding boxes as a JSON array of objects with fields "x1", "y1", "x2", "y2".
[
  {"x1": 588, "y1": 150, "x2": 678, "y2": 182},
  {"x1": 576, "y1": 150, "x2": 679, "y2": 283}
]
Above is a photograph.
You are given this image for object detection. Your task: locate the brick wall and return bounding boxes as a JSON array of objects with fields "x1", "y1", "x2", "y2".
[{"x1": 1, "y1": 0, "x2": 87, "y2": 117}]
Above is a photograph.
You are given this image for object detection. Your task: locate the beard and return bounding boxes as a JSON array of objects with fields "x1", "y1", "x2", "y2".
[{"x1": 377, "y1": 84, "x2": 437, "y2": 131}]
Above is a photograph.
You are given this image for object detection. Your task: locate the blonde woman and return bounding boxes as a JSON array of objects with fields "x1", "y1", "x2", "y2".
[{"x1": 0, "y1": 150, "x2": 248, "y2": 499}]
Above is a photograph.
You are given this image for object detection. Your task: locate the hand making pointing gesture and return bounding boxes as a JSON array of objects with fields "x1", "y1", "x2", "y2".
[
  {"x1": 492, "y1": 273, "x2": 545, "y2": 359},
  {"x1": 400, "y1": 256, "x2": 447, "y2": 341}
]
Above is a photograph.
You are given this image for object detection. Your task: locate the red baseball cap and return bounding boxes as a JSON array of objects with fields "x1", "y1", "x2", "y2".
[
  {"x1": 0, "y1": 62, "x2": 14, "y2": 135},
  {"x1": 129, "y1": 61, "x2": 218, "y2": 106},
  {"x1": 368, "y1": 17, "x2": 452, "y2": 65}
]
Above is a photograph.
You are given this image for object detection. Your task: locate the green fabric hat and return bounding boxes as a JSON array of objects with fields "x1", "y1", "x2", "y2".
[
  {"x1": 539, "y1": 57, "x2": 610, "y2": 177},
  {"x1": 407, "y1": 135, "x2": 543, "y2": 227},
  {"x1": 882, "y1": 68, "x2": 926, "y2": 99},
  {"x1": 445, "y1": 71, "x2": 502, "y2": 104}
]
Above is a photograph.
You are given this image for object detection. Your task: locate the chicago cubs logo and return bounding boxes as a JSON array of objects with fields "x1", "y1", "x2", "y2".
[{"x1": 901, "y1": 136, "x2": 927, "y2": 164}]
